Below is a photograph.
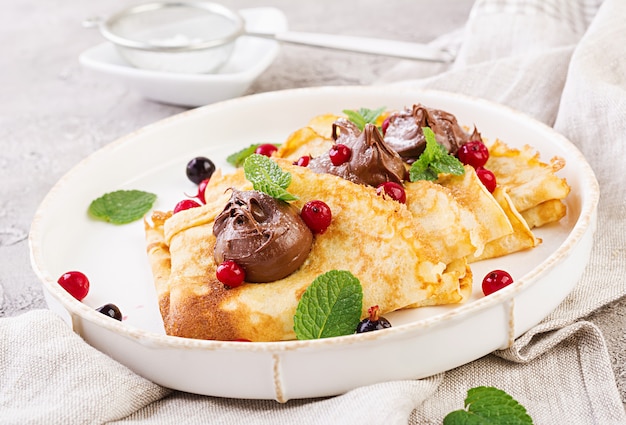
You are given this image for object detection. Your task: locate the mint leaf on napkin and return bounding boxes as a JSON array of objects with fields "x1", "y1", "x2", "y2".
[
  {"x1": 343, "y1": 106, "x2": 386, "y2": 131},
  {"x1": 243, "y1": 153, "x2": 298, "y2": 201},
  {"x1": 409, "y1": 127, "x2": 465, "y2": 181},
  {"x1": 294, "y1": 270, "x2": 363, "y2": 340},
  {"x1": 88, "y1": 190, "x2": 157, "y2": 224},
  {"x1": 443, "y1": 386, "x2": 534, "y2": 425}
]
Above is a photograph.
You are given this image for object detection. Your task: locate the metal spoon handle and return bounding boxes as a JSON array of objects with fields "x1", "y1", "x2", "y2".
[{"x1": 247, "y1": 31, "x2": 454, "y2": 63}]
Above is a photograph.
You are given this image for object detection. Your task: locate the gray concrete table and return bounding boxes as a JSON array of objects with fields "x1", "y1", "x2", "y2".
[{"x1": 1, "y1": 0, "x2": 624, "y2": 408}]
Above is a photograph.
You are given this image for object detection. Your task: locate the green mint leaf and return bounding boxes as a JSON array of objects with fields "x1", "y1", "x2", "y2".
[
  {"x1": 227, "y1": 144, "x2": 261, "y2": 167},
  {"x1": 294, "y1": 270, "x2": 363, "y2": 340},
  {"x1": 227, "y1": 143, "x2": 281, "y2": 167},
  {"x1": 88, "y1": 190, "x2": 157, "y2": 224},
  {"x1": 431, "y1": 152, "x2": 466, "y2": 175},
  {"x1": 342, "y1": 106, "x2": 386, "y2": 131},
  {"x1": 409, "y1": 127, "x2": 465, "y2": 182},
  {"x1": 243, "y1": 154, "x2": 298, "y2": 201},
  {"x1": 443, "y1": 387, "x2": 534, "y2": 425}
]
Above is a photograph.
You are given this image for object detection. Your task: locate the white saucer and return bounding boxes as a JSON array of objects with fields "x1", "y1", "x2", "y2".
[{"x1": 79, "y1": 7, "x2": 286, "y2": 107}]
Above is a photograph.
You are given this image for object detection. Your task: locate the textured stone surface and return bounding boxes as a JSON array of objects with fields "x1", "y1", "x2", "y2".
[{"x1": 1, "y1": 0, "x2": 623, "y2": 405}]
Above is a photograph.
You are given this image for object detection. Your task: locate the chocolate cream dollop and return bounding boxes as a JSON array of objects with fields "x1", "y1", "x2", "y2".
[
  {"x1": 213, "y1": 189, "x2": 313, "y2": 283},
  {"x1": 308, "y1": 118, "x2": 406, "y2": 187},
  {"x1": 383, "y1": 104, "x2": 481, "y2": 162}
]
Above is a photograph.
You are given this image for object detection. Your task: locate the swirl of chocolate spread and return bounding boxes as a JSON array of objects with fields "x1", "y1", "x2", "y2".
[
  {"x1": 383, "y1": 104, "x2": 481, "y2": 162},
  {"x1": 308, "y1": 118, "x2": 406, "y2": 187},
  {"x1": 213, "y1": 189, "x2": 313, "y2": 283}
]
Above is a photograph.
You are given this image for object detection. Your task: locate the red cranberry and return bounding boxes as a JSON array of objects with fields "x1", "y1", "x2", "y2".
[
  {"x1": 476, "y1": 167, "x2": 497, "y2": 193},
  {"x1": 376, "y1": 182, "x2": 406, "y2": 204},
  {"x1": 254, "y1": 143, "x2": 278, "y2": 157},
  {"x1": 329, "y1": 144, "x2": 351, "y2": 166},
  {"x1": 482, "y1": 270, "x2": 514, "y2": 295},
  {"x1": 293, "y1": 155, "x2": 310, "y2": 167},
  {"x1": 458, "y1": 141, "x2": 489, "y2": 168},
  {"x1": 381, "y1": 117, "x2": 391, "y2": 135},
  {"x1": 216, "y1": 260, "x2": 245, "y2": 288},
  {"x1": 173, "y1": 199, "x2": 201, "y2": 214},
  {"x1": 57, "y1": 271, "x2": 90, "y2": 301},
  {"x1": 195, "y1": 179, "x2": 210, "y2": 204},
  {"x1": 300, "y1": 200, "x2": 332, "y2": 234}
]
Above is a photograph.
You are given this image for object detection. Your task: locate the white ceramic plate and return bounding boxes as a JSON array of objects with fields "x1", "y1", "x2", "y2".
[
  {"x1": 78, "y1": 7, "x2": 286, "y2": 107},
  {"x1": 29, "y1": 86, "x2": 599, "y2": 401}
]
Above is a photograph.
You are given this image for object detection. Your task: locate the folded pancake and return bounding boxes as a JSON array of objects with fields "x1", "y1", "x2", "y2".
[
  {"x1": 485, "y1": 140, "x2": 570, "y2": 227},
  {"x1": 437, "y1": 165, "x2": 514, "y2": 249},
  {"x1": 275, "y1": 115, "x2": 337, "y2": 161},
  {"x1": 470, "y1": 187, "x2": 540, "y2": 262},
  {"x1": 145, "y1": 160, "x2": 472, "y2": 342}
]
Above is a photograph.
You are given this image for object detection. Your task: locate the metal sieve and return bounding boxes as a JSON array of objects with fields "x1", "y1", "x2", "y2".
[{"x1": 86, "y1": 1, "x2": 455, "y2": 74}]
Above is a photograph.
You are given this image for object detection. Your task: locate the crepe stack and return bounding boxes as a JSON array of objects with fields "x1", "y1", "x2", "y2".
[
  {"x1": 145, "y1": 157, "x2": 506, "y2": 341},
  {"x1": 145, "y1": 110, "x2": 570, "y2": 342}
]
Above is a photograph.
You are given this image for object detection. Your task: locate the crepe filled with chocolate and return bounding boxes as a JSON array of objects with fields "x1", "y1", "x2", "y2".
[
  {"x1": 144, "y1": 104, "x2": 569, "y2": 342},
  {"x1": 145, "y1": 159, "x2": 479, "y2": 341}
]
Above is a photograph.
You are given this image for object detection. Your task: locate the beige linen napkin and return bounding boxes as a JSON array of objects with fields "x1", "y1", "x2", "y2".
[{"x1": 2, "y1": 0, "x2": 625, "y2": 424}]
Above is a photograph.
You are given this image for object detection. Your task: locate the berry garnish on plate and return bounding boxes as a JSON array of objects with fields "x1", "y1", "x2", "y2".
[
  {"x1": 254, "y1": 143, "x2": 279, "y2": 157},
  {"x1": 300, "y1": 200, "x2": 332, "y2": 234},
  {"x1": 293, "y1": 155, "x2": 311, "y2": 167},
  {"x1": 376, "y1": 181, "x2": 407, "y2": 204},
  {"x1": 457, "y1": 140, "x2": 489, "y2": 168},
  {"x1": 173, "y1": 199, "x2": 201, "y2": 214},
  {"x1": 96, "y1": 303, "x2": 123, "y2": 321},
  {"x1": 482, "y1": 270, "x2": 514, "y2": 295},
  {"x1": 186, "y1": 156, "x2": 216, "y2": 185},
  {"x1": 216, "y1": 260, "x2": 246, "y2": 288},
  {"x1": 329, "y1": 144, "x2": 352, "y2": 166},
  {"x1": 57, "y1": 271, "x2": 90, "y2": 301},
  {"x1": 476, "y1": 167, "x2": 497, "y2": 193},
  {"x1": 356, "y1": 305, "x2": 392, "y2": 333}
]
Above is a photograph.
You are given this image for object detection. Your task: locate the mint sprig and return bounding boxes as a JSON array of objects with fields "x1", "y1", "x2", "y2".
[
  {"x1": 294, "y1": 270, "x2": 363, "y2": 340},
  {"x1": 444, "y1": 386, "x2": 533, "y2": 425},
  {"x1": 409, "y1": 127, "x2": 465, "y2": 181},
  {"x1": 343, "y1": 106, "x2": 386, "y2": 131},
  {"x1": 243, "y1": 153, "x2": 298, "y2": 201},
  {"x1": 227, "y1": 143, "x2": 280, "y2": 168},
  {"x1": 88, "y1": 189, "x2": 157, "y2": 224}
]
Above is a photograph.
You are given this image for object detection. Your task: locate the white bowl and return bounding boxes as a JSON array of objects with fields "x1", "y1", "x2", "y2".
[
  {"x1": 29, "y1": 86, "x2": 599, "y2": 401},
  {"x1": 79, "y1": 7, "x2": 286, "y2": 107}
]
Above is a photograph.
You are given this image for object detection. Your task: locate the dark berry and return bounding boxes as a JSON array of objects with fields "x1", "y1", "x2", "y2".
[
  {"x1": 186, "y1": 156, "x2": 216, "y2": 184},
  {"x1": 476, "y1": 167, "x2": 497, "y2": 193},
  {"x1": 329, "y1": 144, "x2": 351, "y2": 166},
  {"x1": 300, "y1": 200, "x2": 332, "y2": 234},
  {"x1": 482, "y1": 270, "x2": 514, "y2": 296},
  {"x1": 356, "y1": 305, "x2": 392, "y2": 333},
  {"x1": 216, "y1": 260, "x2": 245, "y2": 288},
  {"x1": 255, "y1": 143, "x2": 279, "y2": 157},
  {"x1": 96, "y1": 303, "x2": 123, "y2": 321},
  {"x1": 376, "y1": 182, "x2": 406, "y2": 204},
  {"x1": 293, "y1": 155, "x2": 310, "y2": 167},
  {"x1": 457, "y1": 141, "x2": 489, "y2": 168},
  {"x1": 173, "y1": 199, "x2": 201, "y2": 214},
  {"x1": 57, "y1": 271, "x2": 89, "y2": 301}
]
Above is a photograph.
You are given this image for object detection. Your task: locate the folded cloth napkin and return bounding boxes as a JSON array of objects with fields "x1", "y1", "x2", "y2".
[{"x1": 3, "y1": 0, "x2": 626, "y2": 424}]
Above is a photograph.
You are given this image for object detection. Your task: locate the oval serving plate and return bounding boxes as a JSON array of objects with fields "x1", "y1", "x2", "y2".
[{"x1": 29, "y1": 86, "x2": 599, "y2": 401}]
